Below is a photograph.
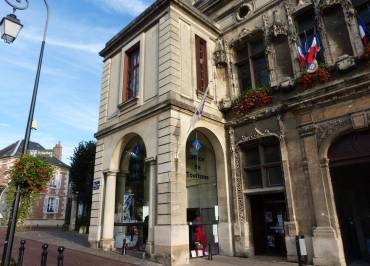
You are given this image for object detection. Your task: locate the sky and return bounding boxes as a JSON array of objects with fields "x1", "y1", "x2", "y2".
[{"x1": 0, "y1": 0, "x2": 154, "y2": 163}]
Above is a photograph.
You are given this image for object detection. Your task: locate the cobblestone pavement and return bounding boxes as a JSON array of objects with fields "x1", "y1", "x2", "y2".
[
  {"x1": 0, "y1": 228, "x2": 157, "y2": 266},
  {"x1": 1, "y1": 228, "x2": 298, "y2": 266}
]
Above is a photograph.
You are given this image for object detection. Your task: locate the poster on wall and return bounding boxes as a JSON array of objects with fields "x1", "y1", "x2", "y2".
[{"x1": 123, "y1": 194, "x2": 134, "y2": 222}]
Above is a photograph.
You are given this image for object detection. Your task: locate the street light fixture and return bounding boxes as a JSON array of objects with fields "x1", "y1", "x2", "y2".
[
  {"x1": 1, "y1": 0, "x2": 49, "y2": 266},
  {"x1": 0, "y1": 13, "x2": 23, "y2": 43}
]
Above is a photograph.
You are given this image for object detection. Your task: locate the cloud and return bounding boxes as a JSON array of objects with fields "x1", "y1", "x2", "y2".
[{"x1": 90, "y1": 0, "x2": 154, "y2": 16}]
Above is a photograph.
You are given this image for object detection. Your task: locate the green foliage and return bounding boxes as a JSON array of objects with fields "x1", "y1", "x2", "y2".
[
  {"x1": 5, "y1": 155, "x2": 54, "y2": 226},
  {"x1": 69, "y1": 141, "x2": 96, "y2": 227}
]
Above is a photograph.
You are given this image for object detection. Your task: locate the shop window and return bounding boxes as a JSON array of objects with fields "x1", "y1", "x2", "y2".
[
  {"x1": 235, "y1": 39, "x2": 269, "y2": 92},
  {"x1": 115, "y1": 137, "x2": 149, "y2": 250},
  {"x1": 273, "y1": 37, "x2": 294, "y2": 82},
  {"x1": 352, "y1": 0, "x2": 370, "y2": 28},
  {"x1": 295, "y1": 10, "x2": 324, "y2": 63},
  {"x1": 322, "y1": 5, "x2": 353, "y2": 59},
  {"x1": 242, "y1": 138, "x2": 283, "y2": 190},
  {"x1": 186, "y1": 130, "x2": 219, "y2": 257},
  {"x1": 195, "y1": 35, "x2": 209, "y2": 92},
  {"x1": 122, "y1": 44, "x2": 140, "y2": 102},
  {"x1": 43, "y1": 196, "x2": 59, "y2": 214}
]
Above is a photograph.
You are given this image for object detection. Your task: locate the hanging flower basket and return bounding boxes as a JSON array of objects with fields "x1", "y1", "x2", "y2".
[
  {"x1": 299, "y1": 65, "x2": 332, "y2": 89},
  {"x1": 232, "y1": 88, "x2": 272, "y2": 115},
  {"x1": 6, "y1": 155, "x2": 54, "y2": 194}
]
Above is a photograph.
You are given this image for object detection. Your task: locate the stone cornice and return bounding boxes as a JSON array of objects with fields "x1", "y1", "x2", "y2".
[{"x1": 94, "y1": 93, "x2": 224, "y2": 139}]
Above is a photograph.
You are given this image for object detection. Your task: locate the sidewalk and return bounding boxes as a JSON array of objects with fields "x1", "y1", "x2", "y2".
[
  {"x1": 185, "y1": 256, "x2": 296, "y2": 266},
  {"x1": 13, "y1": 228, "x2": 297, "y2": 266}
]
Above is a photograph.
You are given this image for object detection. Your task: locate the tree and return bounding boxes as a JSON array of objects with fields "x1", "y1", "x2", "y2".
[{"x1": 69, "y1": 141, "x2": 96, "y2": 232}]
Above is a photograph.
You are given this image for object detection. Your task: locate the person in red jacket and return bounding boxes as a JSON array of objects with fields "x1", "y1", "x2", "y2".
[{"x1": 193, "y1": 216, "x2": 206, "y2": 256}]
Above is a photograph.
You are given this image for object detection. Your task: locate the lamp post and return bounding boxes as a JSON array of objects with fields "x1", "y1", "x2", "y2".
[{"x1": 1, "y1": 1, "x2": 49, "y2": 265}]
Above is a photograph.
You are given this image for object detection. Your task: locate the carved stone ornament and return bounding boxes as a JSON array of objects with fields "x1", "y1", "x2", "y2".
[
  {"x1": 228, "y1": 128, "x2": 246, "y2": 223},
  {"x1": 213, "y1": 39, "x2": 228, "y2": 68},
  {"x1": 268, "y1": 10, "x2": 288, "y2": 39},
  {"x1": 236, "y1": 127, "x2": 283, "y2": 145},
  {"x1": 318, "y1": 0, "x2": 350, "y2": 12},
  {"x1": 316, "y1": 116, "x2": 352, "y2": 148}
]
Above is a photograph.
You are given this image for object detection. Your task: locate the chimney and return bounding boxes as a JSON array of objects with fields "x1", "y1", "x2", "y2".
[{"x1": 53, "y1": 141, "x2": 62, "y2": 161}]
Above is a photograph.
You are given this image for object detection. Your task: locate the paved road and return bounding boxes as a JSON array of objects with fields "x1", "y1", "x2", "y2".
[{"x1": 0, "y1": 230, "x2": 135, "y2": 266}]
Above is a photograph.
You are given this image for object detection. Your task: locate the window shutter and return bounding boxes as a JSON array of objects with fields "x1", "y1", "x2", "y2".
[
  {"x1": 195, "y1": 35, "x2": 208, "y2": 92},
  {"x1": 43, "y1": 196, "x2": 49, "y2": 213},
  {"x1": 195, "y1": 35, "x2": 201, "y2": 91},
  {"x1": 122, "y1": 53, "x2": 129, "y2": 102},
  {"x1": 54, "y1": 197, "x2": 60, "y2": 213},
  {"x1": 57, "y1": 174, "x2": 62, "y2": 189},
  {"x1": 202, "y1": 39, "x2": 209, "y2": 91}
]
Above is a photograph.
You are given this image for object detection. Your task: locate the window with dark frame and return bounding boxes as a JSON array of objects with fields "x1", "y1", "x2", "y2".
[
  {"x1": 235, "y1": 39, "x2": 269, "y2": 92},
  {"x1": 352, "y1": 0, "x2": 370, "y2": 29},
  {"x1": 122, "y1": 44, "x2": 140, "y2": 102},
  {"x1": 243, "y1": 138, "x2": 284, "y2": 190},
  {"x1": 195, "y1": 35, "x2": 209, "y2": 92},
  {"x1": 295, "y1": 10, "x2": 324, "y2": 63},
  {"x1": 250, "y1": 40, "x2": 269, "y2": 88},
  {"x1": 236, "y1": 45, "x2": 252, "y2": 92}
]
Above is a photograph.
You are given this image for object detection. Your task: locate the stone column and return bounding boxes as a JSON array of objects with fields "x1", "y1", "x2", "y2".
[
  {"x1": 299, "y1": 126, "x2": 346, "y2": 266},
  {"x1": 145, "y1": 157, "x2": 157, "y2": 255},
  {"x1": 69, "y1": 193, "x2": 78, "y2": 231},
  {"x1": 100, "y1": 170, "x2": 117, "y2": 251}
]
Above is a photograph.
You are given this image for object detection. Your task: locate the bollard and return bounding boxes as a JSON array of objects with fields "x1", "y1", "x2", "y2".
[
  {"x1": 207, "y1": 243, "x2": 213, "y2": 261},
  {"x1": 40, "y1": 243, "x2": 48, "y2": 266},
  {"x1": 16, "y1": 240, "x2": 26, "y2": 266},
  {"x1": 121, "y1": 239, "x2": 126, "y2": 255},
  {"x1": 57, "y1": 246, "x2": 65, "y2": 266}
]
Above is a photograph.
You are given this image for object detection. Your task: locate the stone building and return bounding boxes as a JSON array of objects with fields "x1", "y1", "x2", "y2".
[
  {"x1": 89, "y1": 0, "x2": 370, "y2": 265},
  {"x1": 0, "y1": 141, "x2": 70, "y2": 227}
]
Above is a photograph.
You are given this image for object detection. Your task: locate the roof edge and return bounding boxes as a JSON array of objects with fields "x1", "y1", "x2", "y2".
[{"x1": 99, "y1": 0, "x2": 221, "y2": 58}]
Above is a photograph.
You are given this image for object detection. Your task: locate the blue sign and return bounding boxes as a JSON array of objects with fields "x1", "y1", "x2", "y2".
[{"x1": 93, "y1": 180, "x2": 100, "y2": 190}]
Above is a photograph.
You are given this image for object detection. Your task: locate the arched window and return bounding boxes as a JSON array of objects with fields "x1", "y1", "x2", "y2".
[
  {"x1": 115, "y1": 136, "x2": 149, "y2": 250},
  {"x1": 186, "y1": 130, "x2": 219, "y2": 257}
]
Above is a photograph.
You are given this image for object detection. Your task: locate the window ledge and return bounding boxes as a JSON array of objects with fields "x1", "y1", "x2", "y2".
[
  {"x1": 243, "y1": 186, "x2": 284, "y2": 195},
  {"x1": 196, "y1": 89, "x2": 214, "y2": 101},
  {"x1": 118, "y1": 97, "x2": 138, "y2": 110}
]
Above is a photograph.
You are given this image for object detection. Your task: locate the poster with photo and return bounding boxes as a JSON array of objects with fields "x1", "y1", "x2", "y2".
[{"x1": 123, "y1": 194, "x2": 134, "y2": 222}]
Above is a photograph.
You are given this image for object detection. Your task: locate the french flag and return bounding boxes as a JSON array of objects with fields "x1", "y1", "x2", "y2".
[
  {"x1": 357, "y1": 17, "x2": 369, "y2": 46},
  {"x1": 306, "y1": 34, "x2": 321, "y2": 65},
  {"x1": 296, "y1": 42, "x2": 306, "y2": 66}
]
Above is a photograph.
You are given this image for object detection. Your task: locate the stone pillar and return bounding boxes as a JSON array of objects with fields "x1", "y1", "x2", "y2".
[
  {"x1": 69, "y1": 193, "x2": 78, "y2": 231},
  {"x1": 100, "y1": 170, "x2": 117, "y2": 251},
  {"x1": 299, "y1": 127, "x2": 346, "y2": 266},
  {"x1": 146, "y1": 158, "x2": 157, "y2": 255}
]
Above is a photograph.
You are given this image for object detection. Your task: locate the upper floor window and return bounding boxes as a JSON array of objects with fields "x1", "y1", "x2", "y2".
[
  {"x1": 43, "y1": 196, "x2": 59, "y2": 214},
  {"x1": 195, "y1": 35, "x2": 209, "y2": 92},
  {"x1": 295, "y1": 10, "x2": 324, "y2": 63},
  {"x1": 242, "y1": 138, "x2": 283, "y2": 190},
  {"x1": 235, "y1": 39, "x2": 269, "y2": 92},
  {"x1": 49, "y1": 174, "x2": 60, "y2": 189},
  {"x1": 123, "y1": 44, "x2": 140, "y2": 102},
  {"x1": 352, "y1": 0, "x2": 370, "y2": 28}
]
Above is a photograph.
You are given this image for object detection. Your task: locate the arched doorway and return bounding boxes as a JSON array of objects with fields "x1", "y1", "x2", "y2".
[
  {"x1": 114, "y1": 136, "x2": 149, "y2": 252},
  {"x1": 186, "y1": 130, "x2": 219, "y2": 258},
  {"x1": 329, "y1": 130, "x2": 370, "y2": 265}
]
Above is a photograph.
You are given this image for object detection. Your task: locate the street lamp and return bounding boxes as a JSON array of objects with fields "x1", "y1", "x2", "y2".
[
  {"x1": 0, "y1": 14, "x2": 23, "y2": 43},
  {"x1": 1, "y1": 0, "x2": 49, "y2": 266}
]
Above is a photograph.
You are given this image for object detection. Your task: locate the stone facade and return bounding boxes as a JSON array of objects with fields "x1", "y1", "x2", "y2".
[{"x1": 90, "y1": 0, "x2": 370, "y2": 265}]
